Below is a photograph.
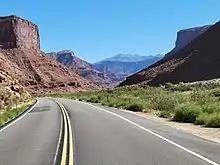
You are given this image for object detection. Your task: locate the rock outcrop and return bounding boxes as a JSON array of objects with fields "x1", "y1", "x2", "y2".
[
  {"x1": 0, "y1": 15, "x2": 98, "y2": 94},
  {"x1": 0, "y1": 15, "x2": 40, "y2": 50},
  {"x1": 165, "y1": 25, "x2": 211, "y2": 58},
  {"x1": 47, "y1": 50, "x2": 121, "y2": 87},
  {"x1": 119, "y1": 21, "x2": 220, "y2": 86},
  {"x1": 0, "y1": 49, "x2": 98, "y2": 94},
  {"x1": 48, "y1": 50, "x2": 93, "y2": 70}
]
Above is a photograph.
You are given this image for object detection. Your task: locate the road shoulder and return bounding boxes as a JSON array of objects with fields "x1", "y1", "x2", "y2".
[
  {"x1": 135, "y1": 111, "x2": 220, "y2": 144},
  {"x1": 85, "y1": 101, "x2": 220, "y2": 145}
]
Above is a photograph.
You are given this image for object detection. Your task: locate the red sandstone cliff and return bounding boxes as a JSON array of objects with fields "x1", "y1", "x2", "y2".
[
  {"x1": 0, "y1": 15, "x2": 40, "y2": 50},
  {"x1": 0, "y1": 15, "x2": 98, "y2": 94},
  {"x1": 119, "y1": 21, "x2": 220, "y2": 86}
]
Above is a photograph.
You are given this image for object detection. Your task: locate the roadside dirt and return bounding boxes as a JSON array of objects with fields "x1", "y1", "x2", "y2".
[{"x1": 135, "y1": 112, "x2": 220, "y2": 144}]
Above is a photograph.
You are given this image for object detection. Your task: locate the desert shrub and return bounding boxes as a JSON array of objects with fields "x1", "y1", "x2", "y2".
[
  {"x1": 201, "y1": 103, "x2": 220, "y2": 113},
  {"x1": 152, "y1": 92, "x2": 179, "y2": 112},
  {"x1": 211, "y1": 88, "x2": 220, "y2": 97},
  {"x1": 204, "y1": 113, "x2": 220, "y2": 128},
  {"x1": 124, "y1": 102, "x2": 144, "y2": 112},
  {"x1": 87, "y1": 96, "x2": 100, "y2": 103},
  {"x1": 190, "y1": 90, "x2": 217, "y2": 105},
  {"x1": 195, "y1": 113, "x2": 209, "y2": 125},
  {"x1": 44, "y1": 85, "x2": 220, "y2": 128},
  {"x1": 173, "y1": 103, "x2": 202, "y2": 123},
  {"x1": 109, "y1": 98, "x2": 133, "y2": 109},
  {"x1": 159, "y1": 111, "x2": 172, "y2": 118},
  {"x1": 108, "y1": 102, "x2": 115, "y2": 107}
]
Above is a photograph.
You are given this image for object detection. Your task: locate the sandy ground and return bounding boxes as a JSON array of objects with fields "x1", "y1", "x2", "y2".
[{"x1": 133, "y1": 111, "x2": 220, "y2": 144}]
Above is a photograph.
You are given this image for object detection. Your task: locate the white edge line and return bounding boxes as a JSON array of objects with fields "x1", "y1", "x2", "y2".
[
  {"x1": 0, "y1": 99, "x2": 39, "y2": 133},
  {"x1": 79, "y1": 101, "x2": 219, "y2": 165}
]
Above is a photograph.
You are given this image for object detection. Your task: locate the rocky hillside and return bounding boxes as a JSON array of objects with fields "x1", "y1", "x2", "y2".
[
  {"x1": 94, "y1": 54, "x2": 163, "y2": 78},
  {"x1": 47, "y1": 50, "x2": 122, "y2": 87},
  {"x1": 0, "y1": 68, "x2": 31, "y2": 108},
  {"x1": 119, "y1": 21, "x2": 220, "y2": 86},
  {"x1": 0, "y1": 49, "x2": 97, "y2": 94},
  {"x1": 164, "y1": 25, "x2": 211, "y2": 58},
  {"x1": 48, "y1": 50, "x2": 93, "y2": 70},
  {"x1": 0, "y1": 15, "x2": 97, "y2": 94}
]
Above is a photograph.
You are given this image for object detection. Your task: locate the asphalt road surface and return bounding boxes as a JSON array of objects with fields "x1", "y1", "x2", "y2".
[
  {"x1": 0, "y1": 98, "x2": 61, "y2": 165},
  {"x1": 1, "y1": 97, "x2": 220, "y2": 165}
]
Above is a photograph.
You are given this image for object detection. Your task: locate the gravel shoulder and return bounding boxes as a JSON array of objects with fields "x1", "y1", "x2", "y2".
[{"x1": 135, "y1": 111, "x2": 220, "y2": 144}]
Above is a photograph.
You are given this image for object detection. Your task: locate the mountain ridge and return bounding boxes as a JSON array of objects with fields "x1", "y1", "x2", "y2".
[
  {"x1": 119, "y1": 21, "x2": 220, "y2": 86},
  {"x1": 95, "y1": 54, "x2": 162, "y2": 63},
  {"x1": 47, "y1": 50, "x2": 122, "y2": 87},
  {"x1": 94, "y1": 54, "x2": 163, "y2": 78}
]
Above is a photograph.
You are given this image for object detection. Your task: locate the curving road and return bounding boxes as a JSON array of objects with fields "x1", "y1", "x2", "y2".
[
  {"x1": 0, "y1": 98, "x2": 61, "y2": 165},
  {"x1": 0, "y1": 98, "x2": 220, "y2": 165}
]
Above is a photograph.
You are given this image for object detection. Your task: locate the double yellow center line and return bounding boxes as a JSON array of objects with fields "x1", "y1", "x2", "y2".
[{"x1": 56, "y1": 101, "x2": 74, "y2": 165}]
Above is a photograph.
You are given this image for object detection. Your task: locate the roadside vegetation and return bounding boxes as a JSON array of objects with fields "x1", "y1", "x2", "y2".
[
  {"x1": 0, "y1": 86, "x2": 34, "y2": 127},
  {"x1": 46, "y1": 80, "x2": 220, "y2": 128}
]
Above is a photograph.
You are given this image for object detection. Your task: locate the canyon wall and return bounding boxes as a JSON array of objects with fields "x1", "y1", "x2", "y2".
[
  {"x1": 0, "y1": 15, "x2": 40, "y2": 50},
  {"x1": 165, "y1": 25, "x2": 211, "y2": 58}
]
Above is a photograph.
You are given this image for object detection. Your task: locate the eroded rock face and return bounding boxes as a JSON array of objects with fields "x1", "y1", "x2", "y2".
[
  {"x1": 119, "y1": 21, "x2": 220, "y2": 87},
  {"x1": 165, "y1": 25, "x2": 212, "y2": 58},
  {"x1": 47, "y1": 50, "x2": 121, "y2": 87},
  {"x1": 0, "y1": 15, "x2": 98, "y2": 94},
  {"x1": 0, "y1": 15, "x2": 40, "y2": 50},
  {"x1": 0, "y1": 49, "x2": 98, "y2": 94}
]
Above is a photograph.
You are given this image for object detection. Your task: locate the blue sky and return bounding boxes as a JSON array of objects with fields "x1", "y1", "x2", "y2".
[{"x1": 1, "y1": 1, "x2": 219, "y2": 62}]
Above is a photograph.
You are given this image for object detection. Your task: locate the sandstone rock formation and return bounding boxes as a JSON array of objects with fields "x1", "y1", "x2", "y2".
[
  {"x1": 47, "y1": 50, "x2": 121, "y2": 87},
  {"x1": 0, "y1": 49, "x2": 98, "y2": 94},
  {"x1": 0, "y1": 15, "x2": 40, "y2": 50},
  {"x1": 0, "y1": 15, "x2": 98, "y2": 94},
  {"x1": 119, "y1": 21, "x2": 220, "y2": 86},
  {"x1": 165, "y1": 25, "x2": 211, "y2": 58}
]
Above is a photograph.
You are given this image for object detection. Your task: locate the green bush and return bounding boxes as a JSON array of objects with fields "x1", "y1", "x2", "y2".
[
  {"x1": 0, "y1": 104, "x2": 28, "y2": 126},
  {"x1": 204, "y1": 113, "x2": 220, "y2": 128},
  {"x1": 173, "y1": 103, "x2": 202, "y2": 123},
  {"x1": 196, "y1": 112, "x2": 220, "y2": 127},
  {"x1": 211, "y1": 88, "x2": 220, "y2": 97},
  {"x1": 124, "y1": 102, "x2": 144, "y2": 112},
  {"x1": 159, "y1": 111, "x2": 172, "y2": 118},
  {"x1": 153, "y1": 93, "x2": 178, "y2": 111},
  {"x1": 195, "y1": 113, "x2": 208, "y2": 125},
  {"x1": 44, "y1": 84, "x2": 220, "y2": 128},
  {"x1": 202, "y1": 103, "x2": 220, "y2": 113},
  {"x1": 190, "y1": 91, "x2": 217, "y2": 105},
  {"x1": 87, "y1": 96, "x2": 100, "y2": 103}
]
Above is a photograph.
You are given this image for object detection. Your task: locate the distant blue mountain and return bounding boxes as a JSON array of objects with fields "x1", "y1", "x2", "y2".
[
  {"x1": 94, "y1": 54, "x2": 163, "y2": 78},
  {"x1": 95, "y1": 54, "x2": 162, "y2": 63}
]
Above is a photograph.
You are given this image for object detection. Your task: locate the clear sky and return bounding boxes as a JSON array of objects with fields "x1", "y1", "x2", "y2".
[{"x1": 0, "y1": 1, "x2": 219, "y2": 62}]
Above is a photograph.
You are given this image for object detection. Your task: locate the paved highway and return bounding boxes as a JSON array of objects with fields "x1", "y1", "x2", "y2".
[
  {"x1": 0, "y1": 97, "x2": 220, "y2": 165},
  {"x1": 0, "y1": 98, "x2": 61, "y2": 165}
]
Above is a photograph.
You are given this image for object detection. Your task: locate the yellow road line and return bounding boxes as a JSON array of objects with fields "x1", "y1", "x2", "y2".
[
  {"x1": 58, "y1": 102, "x2": 68, "y2": 165},
  {"x1": 53, "y1": 103, "x2": 63, "y2": 165},
  {"x1": 56, "y1": 101, "x2": 74, "y2": 165},
  {"x1": 61, "y1": 103, "x2": 74, "y2": 165}
]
